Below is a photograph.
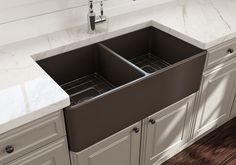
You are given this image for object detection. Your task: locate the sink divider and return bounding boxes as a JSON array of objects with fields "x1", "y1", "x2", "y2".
[
  {"x1": 97, "y1": 43, "x2": 146, "y2": 87},
  {"x1": 98, "y1": 43, "x2": 148, "y2": 76}
]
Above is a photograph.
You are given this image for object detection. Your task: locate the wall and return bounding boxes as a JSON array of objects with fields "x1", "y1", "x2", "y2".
[{"x1": 0, "y1": 0, "x2": 171, "y2": 46}]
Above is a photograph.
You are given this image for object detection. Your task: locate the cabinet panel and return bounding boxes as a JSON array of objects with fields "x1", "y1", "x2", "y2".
[
  {"x1": 0, "y1": 111, "x2": 65, "y2": 164},
  {"x1": 230, "y1": 94, "x2": 236, "y2": 118},
  {"x1": 194, "y1": 59, "x2": 236, "y2": 138},
  {"x1": 6, "y1": 138, "x2": 70, "y2": 165},
  {"x1": 144, "y1": 94, "x2": 195, "y2": 165},
  {"x1": 71, "y1": 122, "x2": 141, "y2": 165},
  {"x1": 206, "y1": 40, "x2": 236, "y2": 69}
]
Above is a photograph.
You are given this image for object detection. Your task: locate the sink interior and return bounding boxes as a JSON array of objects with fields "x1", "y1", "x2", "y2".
[
  {"x1": 129, "y1": 53, "x2": 170, "y2": 73},
  {"x1": 37, "y1": 44, "x2": 144, "y2": 105},
  {"x1": 102, "y1": 27, "x2": 202, "y2": 73},
  {"x1": 61, "y1": 73, "x2": 114, "y2": 105}
]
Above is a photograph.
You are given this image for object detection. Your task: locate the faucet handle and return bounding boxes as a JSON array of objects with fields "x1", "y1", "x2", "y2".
[
  {"x1": 89, "y1": 0, "x2": 93, "y2": 12},
  {"x1": 95, "y1": 0, "x2": 106, "y2": 23}
]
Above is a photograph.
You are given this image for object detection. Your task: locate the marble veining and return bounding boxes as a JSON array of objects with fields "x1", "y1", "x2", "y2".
[{"x1": 1, "y1": 0, "x2": 236, "y2": 134}]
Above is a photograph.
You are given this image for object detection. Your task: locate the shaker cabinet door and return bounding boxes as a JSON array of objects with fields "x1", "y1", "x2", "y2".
[
  {"x1": 71, "y1": 122, "x2": 141, "y2": 165},
  {"x1": 230, "y1": 94, "x2": 236, "y2": 118},
  {"x1": 194, "y1": 59, "x2": 236, "y2": 139},
  {"x1": 144, "y1": 94, "x2": 195, "y2": 165}
]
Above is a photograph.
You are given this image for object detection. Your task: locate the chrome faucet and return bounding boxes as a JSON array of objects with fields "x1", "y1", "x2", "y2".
[{"x1": 87, "y1": 0, "x2": 107, "y2": 33}]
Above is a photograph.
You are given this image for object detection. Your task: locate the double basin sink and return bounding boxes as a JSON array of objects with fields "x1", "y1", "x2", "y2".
[{"x1": 37, "y1": 27, "x2": 206, "y2": 152}]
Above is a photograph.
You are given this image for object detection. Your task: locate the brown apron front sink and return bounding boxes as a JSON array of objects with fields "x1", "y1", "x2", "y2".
[{"x1": 37, "y1": 27, "x2": 206, "y2": 152}]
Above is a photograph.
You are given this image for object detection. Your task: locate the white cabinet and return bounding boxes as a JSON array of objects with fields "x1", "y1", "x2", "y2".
[
  {"x1": 0, "y1": 111, "x2": 69, "y2": 165},
  {"x1": 206, "y1": 39, "x2": 236, "y2": 69},
  {"x1": 70, "y1": 122, "x2": 141, "y2": 165},
  {"x1": 0, "y1": 111, "x2": 70, "y2": 165},
  {"x1": 194, "y1": 59, "x2": 236, "y2": 139},
  {"x1": 143, "y1": 94, "x2": 196, "y2": 165},
  {"x1": 230, "y1": 94, "x2": 236, "y2": 118},
  {"x1": 6, "y1": 138, "x2": 70, "y2": 165}
]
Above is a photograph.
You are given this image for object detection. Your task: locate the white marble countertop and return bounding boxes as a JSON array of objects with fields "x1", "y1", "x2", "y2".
[{"x1": 1, "y1": 0, "x2": 236, "y2": 134}]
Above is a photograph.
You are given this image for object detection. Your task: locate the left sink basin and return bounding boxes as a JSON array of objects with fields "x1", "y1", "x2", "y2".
[{"x1": 37, "y1": 44, "x2": 145, "y2": 105}]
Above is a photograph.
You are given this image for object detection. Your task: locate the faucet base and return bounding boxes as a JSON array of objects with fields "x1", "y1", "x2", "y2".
[{"x1": 95, "y1": 16, "x2": 107, "y2": 24}]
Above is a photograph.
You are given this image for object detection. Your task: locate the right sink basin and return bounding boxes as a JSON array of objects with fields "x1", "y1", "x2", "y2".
[{"x1": 102, "y1": 27, "x2": 204, "y2": 74}]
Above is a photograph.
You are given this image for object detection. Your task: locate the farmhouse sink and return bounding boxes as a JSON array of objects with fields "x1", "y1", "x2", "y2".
[{"x1": 37, "y1": 26, "x2": 206, "y2": 152}]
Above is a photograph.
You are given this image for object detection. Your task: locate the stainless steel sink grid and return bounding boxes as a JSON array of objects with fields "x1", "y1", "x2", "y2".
[
  {"x1": 130, "y1": 53, "x2": 171, "y2": 73},
  {"x1": 61, "y1": 73, "x2": 115, "y2": 105}
]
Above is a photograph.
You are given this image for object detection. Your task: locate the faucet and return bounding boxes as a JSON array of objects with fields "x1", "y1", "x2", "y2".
[{"x1": 87, "y1": 0, "x2": 107, "y2": 33}]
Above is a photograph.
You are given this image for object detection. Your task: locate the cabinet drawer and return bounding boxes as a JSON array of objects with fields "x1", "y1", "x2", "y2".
[
  {"x1": 206, "y1": 41, "x2": 236, "y2": 69},
  {"x1": 6, "y1": 138, "x2": 70, "y2": 165},
  {"x1": 0, "y1": 111, "x2": 65, "y2": 164}
]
